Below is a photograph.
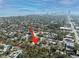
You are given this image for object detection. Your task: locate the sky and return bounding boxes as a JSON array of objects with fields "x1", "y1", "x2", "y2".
[{"x1": 0, "y1": 0, "x2": 79, "y2": 16}]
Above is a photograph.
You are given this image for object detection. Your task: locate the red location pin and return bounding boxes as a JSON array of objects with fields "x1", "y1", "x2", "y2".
[
  {"x1": 29, "y1": 26, "x2": 38, "y2": 44},
  {"x1": 32, "y1": 36, "x2": 38, "y2": 44}
]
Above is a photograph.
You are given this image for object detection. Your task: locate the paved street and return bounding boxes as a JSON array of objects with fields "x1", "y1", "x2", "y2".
[{"x1": 68, "y1": 16, "x2": 79, "y2": 44}]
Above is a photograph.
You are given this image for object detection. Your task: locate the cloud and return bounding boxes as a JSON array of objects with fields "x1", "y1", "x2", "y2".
[
  {"x1": 18, "y1": 8, "x2": 37, "y2": 11},
  {"x1": 59, "y1": 0, "x2": 77, "y2": 5}
]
